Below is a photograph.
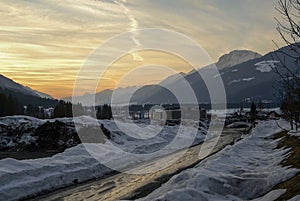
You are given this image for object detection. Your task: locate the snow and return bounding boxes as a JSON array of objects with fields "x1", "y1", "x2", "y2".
[
  {"x1": 226, "y1": 121, "x2": 252, "y2": 128},
  {"x1": 0, "y1": 116, "x2": 46, "y2": 148},
  {"x1": 0, "y1": 145, "x2": 111, "y2": 201},
  {"x1": 253, "y1": 189, "x2": 286, "y2": 201},
  {"x1": 288, "y1": 130, "x2": 300, "y2": 139},
  {"x1": 242, "y1": 77, "x2": 255, "y2": 81},
  {"x1": 0, "y1": 116, "x2": 207, "y2": 201},
  {"x1": 228, "y1": 77, "x2": 255, "y2": 85},
  {"x1": 232, "y1": 69, "x2": 239, "y2": 72},
  {"x1": 0, "y1": 115, "x2": 45, "y2": 127},
  {"x1": 19, "y1": 134, "x2": 37, "y2": 145},
  {"x1": 137, "y1": 120, "x2": 299, "y2": 201},
  {"x1": 213, "y1": 72, "x2": 224, "y2": 78},
  {"x1": 255, "y1": 60, "x2": 280, "y2": 73},
  {"x1": 228, "y1": 79, "x2": 241, "y2": 85},
  {"x1": 216, "y1": 50, "x2": 262, "y2": 70},
  {"x1": 288, "y1": 195, "x2": 300, "y2": 201}
]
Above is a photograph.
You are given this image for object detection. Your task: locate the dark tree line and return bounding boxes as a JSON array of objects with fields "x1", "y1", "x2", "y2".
[
  {"x1": 25, "y1": 105, "x2": 44, "y2": 118},
  {"x1": 96, "y1": 104, "x2": 112, "y2": 120},
  {"x1": 0, "y1": 93, "x2": 23, "y2": 117},
  {"x1": 0, "y1": 92, "x2": 85, "y2": 119},
  {"x1": 53, "y1": 100, "x2": 84, "y2": 118}
]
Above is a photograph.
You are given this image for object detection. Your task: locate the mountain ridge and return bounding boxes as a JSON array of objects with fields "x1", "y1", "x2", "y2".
[
  {"x1": 215, "y1": 50, "x2": 262, "y2": 70},
  {"x1": 0, "y1": 74, "x2": 53, "y2": 99},
  {"x1": 63, "y1": 49, "x2": 265, "y2": 106}
]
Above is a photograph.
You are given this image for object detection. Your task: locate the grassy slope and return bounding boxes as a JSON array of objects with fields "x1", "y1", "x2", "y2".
[{"x1": 272, "y1": 131, "x2": 300, "y2": 200}]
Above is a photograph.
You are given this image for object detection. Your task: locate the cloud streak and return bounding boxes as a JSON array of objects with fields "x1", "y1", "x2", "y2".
[
  {"x1": 113, "y1": 0, "x2": 143, "y2": 61},
  {"x1": 0, "y1": 0, "x2": 284, "y2": 98}
]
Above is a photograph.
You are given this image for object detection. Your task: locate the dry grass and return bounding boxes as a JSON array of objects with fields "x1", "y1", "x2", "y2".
[{"x1": 272, "y1": 131, "x2": 300, "y2": 201}]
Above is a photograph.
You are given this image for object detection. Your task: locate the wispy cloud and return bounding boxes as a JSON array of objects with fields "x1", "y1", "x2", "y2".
[
  {"x1": 113, "y1": 0, "x2": 143, "y2": 61},
  {"x1": 0, "y1": 0, "x2": 284, "y2": 98}
]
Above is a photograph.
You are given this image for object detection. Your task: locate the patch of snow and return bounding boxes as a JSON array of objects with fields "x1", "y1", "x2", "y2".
[
  {"x1": 227, "y1": 122, "x2": 252, "y2": 128},
  {"x1": 252, "y1": 189, "x2": 286, "y2": 201},
  {"x1": 232, "y1": 69, "x2": 239, "y2": 72},
  {"x1": 242, "y1": 77, "x2": 255, "y2": 81},
  {"x1": 255, "y1": 60, "x2": 280, "y2": 73},
  {"x1": 214, "y1": 72, "x2": 224, "y2": 78},
  {"x1": 0, "y1": 115, "x2": 45, "y2": 129},
  {"x1": 19, "y1": 134, "x2": 37, "y2": 145},
  {"x1": 228, "y1": 79, "x2": 241, "y2": 85},
  {"x1": 288, "y1": 195, "x2": 300, "y2": 201},
  {"x1": 288, "y1": 130, "x2": 300, "y2": 139},
  {"x1": 137, "y1": 120, "x2": 299, "y2": 201}
]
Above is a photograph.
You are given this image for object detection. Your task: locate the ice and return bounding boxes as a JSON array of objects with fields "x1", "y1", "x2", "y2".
[{"x1": 137, "y1": 120, "x2": 299, "y2": 201}]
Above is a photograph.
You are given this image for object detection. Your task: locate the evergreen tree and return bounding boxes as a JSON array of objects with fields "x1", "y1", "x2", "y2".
[
  {"x1": 53, "y1": 100, "x2": 85, "y2": 118},
  {"x1": 250, "y1": 102, "x2": 257, "y2": 127},
  {"x1": 0, "y1": 93, "x2": 23, "y2": 117},
  {"x1": 96, "y1": 104, "x2": 112, "y2": 120},
  {"x1": 73, "y1": 103, "x2": 84, "y2": 117},
  {"x1": 54, "y1": 100, "x2": 66, "y2": 118},
  {"x1": 258, "y1": 99, "x2": 263, "y2": 112}
]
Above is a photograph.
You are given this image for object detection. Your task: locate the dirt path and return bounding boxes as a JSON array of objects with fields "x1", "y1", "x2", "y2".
[{"x1": 29, "y1": 129, "x2": 244, "y2": 201}]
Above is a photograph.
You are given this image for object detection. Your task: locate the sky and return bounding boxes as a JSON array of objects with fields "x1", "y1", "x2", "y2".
[{"x1": 0, "y1": 0, "x2": 285, "y2": 98}]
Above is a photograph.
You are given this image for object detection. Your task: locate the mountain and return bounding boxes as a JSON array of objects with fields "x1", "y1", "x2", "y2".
[
  {"x1": 25, "y1": 87, "x2": 54, "y2": 99},
  {"x1": 0, "y1": 74, "x2": 57, "y2": 107},
  {"x1": 65, "y1": 46, "x2": 296, "y2": 107},
  {"x1": 64, "y1": 86, "x2": 139, "y2": 106},
  {"x1": 215, "y1": 50, "x2": 262, "y2": 69},
  {"x1": 66, "y1": 50, "x2": 262, "y2": 106},
  {"x1": 130, "y1": 45, "x2": 297, "y2": 105},
  {"x1": 0, "y1": 74, "x2": 53, "y2": 99}
]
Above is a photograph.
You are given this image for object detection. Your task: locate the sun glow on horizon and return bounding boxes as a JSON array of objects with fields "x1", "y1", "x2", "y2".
[{"x1": 0, "y1": 0, "x2": 284, "y2": 98}]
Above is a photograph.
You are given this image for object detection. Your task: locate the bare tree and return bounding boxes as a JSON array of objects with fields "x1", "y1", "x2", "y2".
[
  {"x1": 274, "y1": 0, "x2": 300, "y2": 129},
  {"x1": 276, "y1": 0, "x2": 300, "y2": 59}
]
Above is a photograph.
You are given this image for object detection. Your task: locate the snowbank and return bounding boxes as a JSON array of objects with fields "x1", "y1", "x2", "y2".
[
  {"x1": 137, "y1": 120, "x2": 299, "y2": 201},
  {"x1": 288, "y1": 130, "x2": 300, "y2": 139},
  {"x1": 0, "y1": 116, "x2": 207, "y2": 200},
  {"x1": 226, "y1": 121, "x2": 252, "y2": 128},
  {"x1": 0, "y1": 145, "x2": 110, "y2": 200},
  {"x1": 288, "y1": 195, "x2": 300, "y2": 201}
]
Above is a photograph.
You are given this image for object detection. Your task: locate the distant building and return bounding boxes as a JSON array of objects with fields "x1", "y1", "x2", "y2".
[
  {"x1": 150, "y1": 108, "x2": 166, "y2": 121},
  {"x1": 44, "y1": 107, "x2": 54, "y2": 118},
  {"x1": 150, "y1": 106, "x2": 207, "y2": 126},
  {"x1": 268, "y1": 111, "x2": 282, "y2": 120}
]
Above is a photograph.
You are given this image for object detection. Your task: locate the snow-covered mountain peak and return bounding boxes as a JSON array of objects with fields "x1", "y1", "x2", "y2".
[{"x1": 216, "y1": 50, "x2": 262, "y2": 69}]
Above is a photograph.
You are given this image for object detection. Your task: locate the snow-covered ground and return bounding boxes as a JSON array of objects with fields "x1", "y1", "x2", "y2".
[
  {"x1": 288, "y1": 130, "x2": 300, "y2": 139},
  {"x1": 0, "y1": 116, "x2": 206, "y2": 152},
  {"x1": 2, "y1": 117, "x2": 297, "y2": 201},
  {"x1": 136, "y1": 120, "x2": 299, "y2": 201},
  {"x1": 0, "y1": 116, "x2": 207, "y2": 201}
]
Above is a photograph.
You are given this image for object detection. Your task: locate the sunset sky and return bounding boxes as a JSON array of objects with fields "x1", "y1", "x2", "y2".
[{"x1": 0, "y1": 0, "x2": 284, "y2": 98}]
